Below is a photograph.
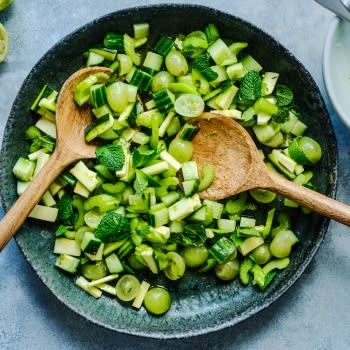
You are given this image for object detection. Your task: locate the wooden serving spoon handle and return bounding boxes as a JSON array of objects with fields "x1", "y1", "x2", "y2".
[
  {"x1": 0, "y1": 148, "x2": 75, "y2": 251},
  {"x1": 0, "y1": 67, "x2": 112, "y2": 251},
  {"x1": 266, "y1": 170, "x2": 350, "y2": 226}
]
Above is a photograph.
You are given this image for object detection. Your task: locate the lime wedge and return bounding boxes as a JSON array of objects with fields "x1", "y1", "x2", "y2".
[
  {"x1": 0, "y1": 23, "x2": 9, "y2": 62},
  {"x1": 0, "y1": 0, "x2": 13, "y2": 11}
]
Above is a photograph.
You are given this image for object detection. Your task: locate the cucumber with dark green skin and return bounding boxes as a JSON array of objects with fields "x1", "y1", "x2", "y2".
[
  {"x1": 130, "y1": 69, "x2": 153, "y2": 91},
  {"x1": 84, "y1": 114, "x2": 113, "y2": 142},
  {"x1": 153, "y1": 36, "x2": 174, "y2": 56}
]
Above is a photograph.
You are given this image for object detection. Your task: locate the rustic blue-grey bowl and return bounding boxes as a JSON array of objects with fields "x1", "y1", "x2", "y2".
[{"x1": 0, "y1": 4, "x2": 337, "y2": 339}]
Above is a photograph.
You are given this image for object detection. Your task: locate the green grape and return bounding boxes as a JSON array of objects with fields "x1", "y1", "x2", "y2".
[
  {"x1": 151, "y1": 70, "x2": 175, "y2": 92},
  {"x1": 144, "y1": 287, "x2": 171, "y2": 315},
  {"x1": 165, "y1": 50, "x2": 188, "y2": 76},
  {"x1": 164, "y1": 252, "x2": 186, "y2": 280},
  {"x1": 168, "y1": 138, "x2": 193, "y2": 163},
  {"x1": 106, "y1": 81, "x2": 129, "y2": 113},
  {"x1": 182, "y1": 246, "x2": 209, "y2": 268},
  {"x1": 115, "y1": 274, "x2": 140, "y2": 302}
]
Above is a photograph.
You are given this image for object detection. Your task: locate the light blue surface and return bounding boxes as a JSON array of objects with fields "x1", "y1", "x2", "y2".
[{"x1": 1, "y1": 0, "x2": 350, "y2": 349}]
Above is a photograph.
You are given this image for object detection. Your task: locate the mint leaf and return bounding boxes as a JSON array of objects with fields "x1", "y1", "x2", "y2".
[
  {"x1": 238, "y1": 70, "x2": 262, "y2": 101},
  {"x1": 276, "y1": 84, "x2": 293, "y2": 106},
  {"x1": 96, "y1": 144, "x2": 125, "y2": 171}
]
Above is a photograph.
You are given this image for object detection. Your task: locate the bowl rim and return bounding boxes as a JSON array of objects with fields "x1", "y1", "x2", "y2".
[
  {"x1": 323, "y1": 16, "x2": 350, "y2": 128},
  {"x1": 0, "y1": 3, "x2": 337, "y2": 339}
]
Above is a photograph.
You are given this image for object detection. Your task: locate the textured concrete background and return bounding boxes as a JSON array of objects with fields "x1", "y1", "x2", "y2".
[{"x1": 1, "y1": 0, "x2": 350, "y2": 349}]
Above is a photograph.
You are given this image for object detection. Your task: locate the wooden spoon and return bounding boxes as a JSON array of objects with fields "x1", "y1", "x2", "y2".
[
  {"x1": 0, "y1": 66, "x2": 112, "y2": 251},
  {"x1": 190, "y1": 113, "x2": 350, "y2": 226}
]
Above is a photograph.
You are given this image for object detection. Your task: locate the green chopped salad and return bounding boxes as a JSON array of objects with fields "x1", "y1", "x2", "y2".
[{"x1": 12, "y1": 22, "x2": 323, "y2": 316}]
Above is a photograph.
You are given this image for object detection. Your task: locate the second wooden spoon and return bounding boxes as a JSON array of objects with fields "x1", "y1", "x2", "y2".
[
  {"x1": 0, "y1": 66, "x2": 112, "y2": 251},
  {"x1": 190, "y1": 113, "x2": 350, "y2": 226}
]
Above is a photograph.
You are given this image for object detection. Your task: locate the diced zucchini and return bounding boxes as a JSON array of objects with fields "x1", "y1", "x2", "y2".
[
  {"x1": 105, "y1": 253, "x2": 124, "y2": 274},
  {"x1": 226, "y1": 62, "x2": 245, "y2": 80},
  {"x1": 81, "y1": 232, "x2": 103, "y2": 255},
  {"x1": 154, "y1": 36, "x2": 174, "y2": 56},
  {"x1": 35, "y1": 118, "x2": 57, "y2": 139},
  {"x1": 41, "y1": 190, "x2": 56, "y2": 207},
  {"x1": 29, "y1": 204, "x2": 58, "y2": 222},
  {"x1": 54, "y1": 237, "x2": 81, "y2": 256},
  {"x1": 240, "y1": 55, "x2": 262, "y2": 72},
  {"x1": 90, "y1": 48, "x2": 117, "y2": 61},
  {"x1": 160, "y1": 191, "x2": 180, "y2": 206},
  {"x1": 182, "y1": 179, "x2": 200, "y2": 196},
  {"x1": 208, "y1": 38, "x2": 232, "y2": 65},
  {"x1": 17, "y1": 181, "x2": 30, "y2": 195},
  {"x1": 143, "y1": 51, "x2": 163, "y2": 72},
  {"x1": 141, "y1": 161, "x2": 169, "y2": 176},
  {"x1": 70, "y1": 161, "x2": 98, "y2": 192},
  {"x1": 213, "y1": 85, "x2": 239, "y2": 110},
  {"x1": 12, "y1": 157, "x2": 35, "y2": 182},
  {"x1": 169, "y1": 220, "x2": 184, "y2": 233},
  {"x1": 182, "y1": 161, "x2": 199, "y2": 181},
  {"x1": 33, "y1": 152, "x2": 50, "y2": 177},
  {"x1": 74, "y1": 181, "x2": 90, "y2": 198},
  {"x1": 168, "y1": 197, "x2": 195, "y2": 221},
  {"x1": 134, "y1": 23, "x2": 149, "y2": 39},
  {"x1": 240, "y1": 216, "x2": 256, "y2": 228},
  {"x1": 49, "y1": 178, "x2": 67, "y2": 196},
  {"x1": 130, "y1": 69, "x2": 153, "y2": 91},
  {"x1": 55, "y1": 254, "x2": 80, "y2": 274},
  {"x1": 85, "y1": 114, "x2": 114, "y2": 142},
  {"x1": 86, "y1": 51, "x2": 104, "y2": 67},
  {"x1": 148, "y1": 207, "x2": 169, "y2": 227},
  {"x1": 217, "y1": 219, "x2": 236, "y2": 232},
  {"x1": 261, "y1": 72, "x2": 279, "y2": 96},
  {"x1": 203, "y1": 199, "x2": 223, "y2": 219}
]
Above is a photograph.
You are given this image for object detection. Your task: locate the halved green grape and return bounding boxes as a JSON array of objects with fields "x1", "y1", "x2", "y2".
[
  {"x1": 174, "y1": 93, "x2": 205, "y2": 118},
  {"x1": 288, "y1": 136, "x2": 322, "y2": 165},
  {"x1": 165, "y1": 50, "x2": 188, "y2": 76},
  {"x1": 0, "y1": 23, "x2": 8, "y2": 62},
  {"x1": 115, "y1": 274, "x2": 141, "y2": 301},
  {"x1": 144, "y1": 287, "x2": 171, "y2": 315},
  {"x1": 168, "y1": 138, "x2": 193, "y2": 163},
  {"x1": 215, "y1": 259, "x2": 240, "y2": 281},
  {"x1": 182, "y1": 246, "x2": 209, "y2": 268},
  {"x1": 151, "y1": 71, "x2": 175, "y2": 92},
  {"x1": 164, "y1": 252, "x2": 186, "y2": 280},
  {"x1": 106, "y1": 81, "x2": 129, "y2": 113}
]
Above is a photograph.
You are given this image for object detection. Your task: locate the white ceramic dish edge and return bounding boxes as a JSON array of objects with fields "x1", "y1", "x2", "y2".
[{"x1": 323, "y1": 15, "x2": 350, "y2": 128}]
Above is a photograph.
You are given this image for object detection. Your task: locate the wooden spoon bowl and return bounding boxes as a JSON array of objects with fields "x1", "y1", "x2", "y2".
[{"x1": 190, "y1": 113, "x2": 350, "y2": 226}]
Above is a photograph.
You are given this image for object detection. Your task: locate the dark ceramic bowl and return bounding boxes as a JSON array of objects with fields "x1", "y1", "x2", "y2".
[{"x1": 0, "y1": 4, "x2": 337, "y2": 338}]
